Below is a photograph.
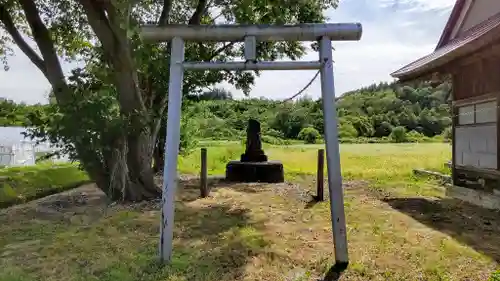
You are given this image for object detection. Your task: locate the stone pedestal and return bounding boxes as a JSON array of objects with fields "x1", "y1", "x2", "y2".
[
  {"x1": 240, "y1": 151, "x2": 268, "y2": 162},
  {"x1": 225, "y1": 160, "x2": 284, "y2": 183},
  {"x1": 225, "y1": 118, "x2": 285, "y2": 183}
]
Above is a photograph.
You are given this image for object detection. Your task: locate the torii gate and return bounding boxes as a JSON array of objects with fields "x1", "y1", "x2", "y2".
[{"x1": 139, "y1": 22, "x2": 363, "y2": 266}]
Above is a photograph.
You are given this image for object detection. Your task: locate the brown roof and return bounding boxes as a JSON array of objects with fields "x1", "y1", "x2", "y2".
[
  {"x1": 391, "y1": 12, "x2": 500, "y2": 81},
  {"x1": 436, "y1": 0, "x2": 467, "y2": 49}
]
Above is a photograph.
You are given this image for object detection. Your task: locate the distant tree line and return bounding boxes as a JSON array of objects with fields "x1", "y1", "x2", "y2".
[
  {"x1": 0, "y1": 98, "x2": 45, "y2": 127},
  {"x1": 180, "y1": 81, "x2": 452, "y2": 144},
  {"x1": 0, "y1": 80, "x2": 452, "y2": 145}
]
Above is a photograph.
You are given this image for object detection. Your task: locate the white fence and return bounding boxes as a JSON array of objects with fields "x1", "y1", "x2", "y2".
[
  {"x1": 0, "y1": 126, "x2": 69, "y2": 167},
  {"x1": 0, "y1": 141, "x2": 70, "y2": 167},
  {"x1": 0, "y1": 141, "x2": 36, "y2": 166}
]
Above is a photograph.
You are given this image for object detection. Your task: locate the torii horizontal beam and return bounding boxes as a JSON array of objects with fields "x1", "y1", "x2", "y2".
[{"x1": 140, "y1": 23, "x2": 362, "y2": 42}]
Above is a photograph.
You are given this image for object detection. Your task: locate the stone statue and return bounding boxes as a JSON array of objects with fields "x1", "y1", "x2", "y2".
[
  {"x1": 225, "y1": 118, "x2": 284, "y2": 183},
  {"x1": 240, "y1": 119, "x2": 268, "y2": 162}
]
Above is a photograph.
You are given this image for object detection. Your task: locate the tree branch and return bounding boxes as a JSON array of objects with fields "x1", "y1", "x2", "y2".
[
  {"x1": 206, "y1": 42, "x2": 235, "y2": 61},
  {"x1": 78, "y1": 0, "x2": 147, "y2": 114},
  {"x1": 0, "y1": 3, "x2": 46, "y2": 76},
  {"x1": 158, "y1": 0, "x2": 173, "y2": 25},
  {"x1": 17, "y1": 0, "x2": 69, "y2": 103},
  {"x1": 188, "y1": 0, "x2": 208, "y2": 25},
  {"x1": 77, "y1": 0, "x2": 117, "y2": 54}
]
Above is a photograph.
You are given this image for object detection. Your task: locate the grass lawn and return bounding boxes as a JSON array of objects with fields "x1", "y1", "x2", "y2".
[
  {"x1": 0, "y1": 163, "x2": 89, "y2": 208},
  {"x1": 2, "y1": 142, "x2": 499, "y2": 280}
]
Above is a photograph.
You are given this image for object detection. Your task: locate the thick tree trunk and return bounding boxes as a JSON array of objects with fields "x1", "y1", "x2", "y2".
[
  {"x1": 125, "y1": 130, "x2": 161, "y2": 200},
  {"x1": 79, "y1": 131, "x2": 161, "y2": 202}
]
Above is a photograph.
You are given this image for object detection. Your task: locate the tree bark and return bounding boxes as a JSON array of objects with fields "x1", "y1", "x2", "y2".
[
  {"x1": 89, "y1": 132, "x2": 160, "y2": 201},
  {"x1": 153, "y1": 125, "x2": 166, "y2": 173},
  {"x1": 126, "y1": 130, "x2": 160, "y2": 198}
]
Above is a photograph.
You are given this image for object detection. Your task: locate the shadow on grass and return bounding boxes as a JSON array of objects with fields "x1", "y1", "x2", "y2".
[
  {"x1": 383, "y1": 196, "x2": 500, "y2": 262},
  {"x1": 93, "y1": 201, "x2": 267, "y2": 281},
  {"x1": 322, "y1": 262, "x2": 348, "y2": 281},
  {"x1": 178, "y1": 177, "x2": 268, "y2": 202},
  {"x1": 304, "y1": 196, "x2": 324, "y2": 209},
  {"x1": 0, "y1": 183, "x2": 268, "y2": 281}
]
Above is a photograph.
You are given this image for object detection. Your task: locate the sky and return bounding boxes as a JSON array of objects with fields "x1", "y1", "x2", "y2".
[{"x1": 0, "y1": 0, "x2": 455, "y2": 104}]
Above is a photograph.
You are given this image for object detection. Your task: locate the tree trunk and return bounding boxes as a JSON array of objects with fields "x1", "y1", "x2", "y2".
[
  {"x1": 79, "y1": 131, "x2": 161, "y2": 202},
  {"x1": 126, "y1": 130, "x2": 161, "y2": 200},
  {"x1": 153, "y1": 126, "x2": 166, "y2": 173}
]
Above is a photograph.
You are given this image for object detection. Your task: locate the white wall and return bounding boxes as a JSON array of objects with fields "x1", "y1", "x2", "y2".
[{"x1": 455, "y1": 124, "x2": 497, "y2": 169}]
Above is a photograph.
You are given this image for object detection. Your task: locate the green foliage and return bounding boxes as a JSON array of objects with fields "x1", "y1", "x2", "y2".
[
  {"x1": 179, "y1": 116, "x2": 199, "y2": 154},
  {"x1": 489, "y1": 270, "x2": 500, "y2": 281},
  {"x1": 261, "y1": 135, "x2": 290, "y2": 145},
  {"x1": 406, "y1": 130, "x2": 426, "y2": 143},
  {"x1": 339, "y1": 81, "x2": 451, "y2": 138},
  {"x1": 390, "y1": 126, "x2": 407, "y2": 143},
  {"x1": 298, "y1": 127, "x2": 321, "y2": 144},
  {"x1": 375, "y1": 121, "x2": 393, "y2": 137},
  {"x1": 338, "y1": 120, "x2": 358, "y2": 138},
  {"x1": 24, "y1": 74, "x2": 126, "y2": 172},
  {"x1": 1, "y1": 80, "x2": 451, "y2": 147},
  {"x1": 0, "y1": 99, "x2": 45, "y2": 127}
]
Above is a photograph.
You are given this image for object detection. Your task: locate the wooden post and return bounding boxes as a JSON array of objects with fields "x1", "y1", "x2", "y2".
[
  {"x1": 317, "y1": 149, "x2": 325, "y2": 201},
  {"x1": 200, "y1": 148, "x2": 208, "y2": 198}
]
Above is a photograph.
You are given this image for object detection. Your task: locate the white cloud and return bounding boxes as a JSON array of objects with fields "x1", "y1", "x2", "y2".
[
  {"x1": 0, "y1": 0, "x2": 454, "y2": 104},
  {"x1": 378, "y1": 0, "x2": 454, "y2": 12}
]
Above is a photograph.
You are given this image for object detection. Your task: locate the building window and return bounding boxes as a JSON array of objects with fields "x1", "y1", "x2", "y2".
[{"x1": 457, "y1": 101, "x2": 496, "y2": 125}]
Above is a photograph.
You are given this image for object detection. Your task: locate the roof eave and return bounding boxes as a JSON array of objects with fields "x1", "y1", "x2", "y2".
[
  {"x1": 390, "y1": 55, "x2": 449, "y2": 82},
  {"x1": 391, "y1": 69, "x2": 442, "y2": 83}
]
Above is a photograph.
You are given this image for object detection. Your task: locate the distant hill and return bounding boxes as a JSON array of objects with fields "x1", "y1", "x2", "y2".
[
  {"x1": 0, "y1": 81, "x2": 452, "y2": 143},
  {"x1": 335, "y1": 80, "x2": 451, "y2": 138}
]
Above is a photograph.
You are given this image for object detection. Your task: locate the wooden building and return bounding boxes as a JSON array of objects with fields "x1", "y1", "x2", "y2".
[{"x1": 391, "y1": 0, "x2": 500, "y2": 209}]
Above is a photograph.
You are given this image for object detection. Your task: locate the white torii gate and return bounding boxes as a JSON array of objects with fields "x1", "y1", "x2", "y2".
[{"x1": 140, "y1": 23, "x2": 363, "y2": 265}]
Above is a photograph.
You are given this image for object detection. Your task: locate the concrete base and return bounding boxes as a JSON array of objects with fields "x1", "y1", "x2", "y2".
[
  {"x1": 446, "y1": 184, "x2": 500, "y2": 210},
  {"x1": 225, "y1": 160, "x2": 284, "y2": 183}
]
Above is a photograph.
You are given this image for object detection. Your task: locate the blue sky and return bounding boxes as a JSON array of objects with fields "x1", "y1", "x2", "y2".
[{"x1": 0, "y1": 0, "x2": 455, "y2": 104}]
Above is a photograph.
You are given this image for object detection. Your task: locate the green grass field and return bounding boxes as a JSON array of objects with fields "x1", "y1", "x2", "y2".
[
  {"x1": 0, "y1": 163, "x2": 89, "y2": 208},
  {"x1": 3, "y1": 143, "x2": 500, "y2": 281},
  {"x1": 180, "y1": 143, "x2": 451, "y2": 196}
]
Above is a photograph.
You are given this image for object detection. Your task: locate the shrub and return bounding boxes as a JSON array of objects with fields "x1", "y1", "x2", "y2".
[
  {"x1": 261, "y1": 135, "x2": 286, "y2": 145},
  {"x1": 390, "y1": 126, "x2": 407, "y2": 143},
  {"x1": 264, "y1": 128, "x2": 285, "y2": 139},
  {"x1": 374, "y1": 121, "x2": 393, "y2": 137},
  {"x1": 298, "y1": 127, "x2": 321, "y2": 144},
  {"x1": 406, "y1": 130, "x2": 425, "y2": 143},
  {"x1": 338, "y1": 122, "x2": 358, "y2": 138}
]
